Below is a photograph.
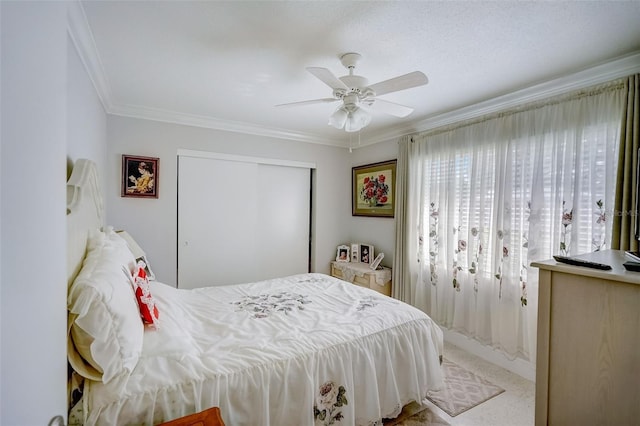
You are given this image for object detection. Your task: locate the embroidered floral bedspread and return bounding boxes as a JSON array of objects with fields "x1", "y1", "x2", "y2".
[{"x1": 82, "y1": 273, "x2": 443, "y2": 426}]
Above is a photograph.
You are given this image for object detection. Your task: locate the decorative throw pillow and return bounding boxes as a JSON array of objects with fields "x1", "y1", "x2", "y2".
[{"x1": 132, "y1": 260, "x2": 160, "y2": 328}]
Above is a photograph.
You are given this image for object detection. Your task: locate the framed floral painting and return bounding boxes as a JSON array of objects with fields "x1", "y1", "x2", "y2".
[
  {"x1": 121, "y1": 155, "x2": 159, "y2": 198},
  {"x1": 352, "y1": 159, "x2": 396, "y2": 217}
]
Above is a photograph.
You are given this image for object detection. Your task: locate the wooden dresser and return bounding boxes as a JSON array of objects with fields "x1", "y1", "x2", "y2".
[
  {"x1": 531, "y1": 250, "x2": 640, "y2": 426},
  {"x1": 330, "y1": 261, "x2": 392, "y2": 296}
]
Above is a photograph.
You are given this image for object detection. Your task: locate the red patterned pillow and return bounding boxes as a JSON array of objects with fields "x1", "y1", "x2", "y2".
[{"x1": 132, "y1": 261, "x2": 160, "y2": 328}]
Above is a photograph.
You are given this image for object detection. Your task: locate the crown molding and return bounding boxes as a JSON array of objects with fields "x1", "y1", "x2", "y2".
[
  {"x1": 108, "y1": 103, "x2": 341, "y2": 146},
  {"x1": 67, "y1": 1, "x2": 115, "y2": 113},
  {"x1": 67, "y1": 2, "x2": 640, "y2": 149},
  {"x1": 67, "y1": 0, "x2": 344, "y2": 146},
  {"x1": 325, "y1": 50, "x2": 640, "y2": 149},
  {"x1": 380, "y1": 50, "x2": 640, "y2": 143}
]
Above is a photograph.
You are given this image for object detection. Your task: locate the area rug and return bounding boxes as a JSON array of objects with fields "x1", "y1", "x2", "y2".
[
  {"x1": 426, "y1": 358, "x2": 505, "y2": 417},
  {"x1": 383, "y1": 401, "x2": 449, "y2": 426}
]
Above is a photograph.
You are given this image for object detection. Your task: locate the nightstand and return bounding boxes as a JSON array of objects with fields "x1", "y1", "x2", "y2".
[{"x1": 330, "y1": 261, "x2": 392, "y2": 296}]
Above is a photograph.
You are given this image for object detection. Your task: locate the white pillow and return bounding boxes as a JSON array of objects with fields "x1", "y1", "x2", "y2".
[
  {"x1": 116, "y1": 230, "x2": 156, "y2": 280},
  {"x1": 67, "y1": 228, "x2": 143, "y2": 384}
]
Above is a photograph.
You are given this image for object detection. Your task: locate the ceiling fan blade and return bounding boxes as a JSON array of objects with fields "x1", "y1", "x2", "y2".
[
  {"x1": 368, "y1": 71, "x2": 428, "y2": 97},
  {"x1": 306, "y1": 67, "x2": 349, "y2": 91},
  {"x1": 368, "y1": 98, "x2": 414, "y2": 118},
  {"x1": 275, "y1": 98, "x2": 338, "y2": 108}
]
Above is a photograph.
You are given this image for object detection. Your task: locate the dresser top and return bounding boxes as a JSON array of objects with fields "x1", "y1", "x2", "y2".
[
  {"x1": 331, "y1": 260, "x2": 389, "y2": 274},
  {"x1": 531, "y1": 250, "x2": 640, "y2": 285}
]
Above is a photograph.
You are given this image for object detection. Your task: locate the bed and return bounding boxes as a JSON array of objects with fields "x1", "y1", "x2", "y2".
[{"x1": 66, "y1": 159, "x2": 444, "y2": 426}]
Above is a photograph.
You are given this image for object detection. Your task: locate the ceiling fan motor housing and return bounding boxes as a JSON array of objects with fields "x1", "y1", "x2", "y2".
[
  {"x1": 338, "y1": 53, "x2": 371, "y2": 97},
  {"x1": 339, "y1": 75, "x2": 369, "y2": 93},
  {"x1": 342, "y1": 94, "x2": 360, "y2": 110}
]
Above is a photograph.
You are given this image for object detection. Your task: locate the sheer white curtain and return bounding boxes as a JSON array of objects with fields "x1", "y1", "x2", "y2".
[{"x1": 406, "y1": 81, "x2": 625, "y2": 361}]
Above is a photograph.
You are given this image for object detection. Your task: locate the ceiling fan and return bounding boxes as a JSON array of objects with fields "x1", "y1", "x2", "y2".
[{"x1": 276, "y1": 52, "x2": 428, "y2": 132}]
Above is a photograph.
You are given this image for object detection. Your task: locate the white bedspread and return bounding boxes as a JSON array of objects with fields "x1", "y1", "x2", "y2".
[{"x1": 82, "y1": 273, "x2": 443, "y2": 426}]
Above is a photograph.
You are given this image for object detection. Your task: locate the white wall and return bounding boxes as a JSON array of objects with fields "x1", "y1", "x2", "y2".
[
  {"x1": 105, "y1": 116, "x2": 352, "y2": 284},
  {"x1": 0, "y1": 3, "x2": 109, "y2": 423},
  {"x1": 1, "y1": 2, "x2": 69, "y2": 423},
  {"x1": 67, "y1": 34, "x2": 108, "y2": 185},
  {"x1": 348, "y1": 138, "x2": 399, "y2": 268}
]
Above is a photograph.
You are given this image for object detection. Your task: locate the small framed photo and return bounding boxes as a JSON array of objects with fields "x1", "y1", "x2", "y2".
[
  {"x1": 359, "y1": 244, "x2": 374, "y2": 265},
  {"x1": 336, "y1": 245, "x2": 350, "y2": 262},
  {"x1": 122, "y1": 155, "x2": 159, "y2": 198},
  {"x1": 370, "y1": 252, "x2": 385, "y2": 270},
  {"x1": 352, "y1": 159, "x2": 396, "y2": 217},
  {"x1": 350, "y1": 243, "x2": 359, "y2": 262}
]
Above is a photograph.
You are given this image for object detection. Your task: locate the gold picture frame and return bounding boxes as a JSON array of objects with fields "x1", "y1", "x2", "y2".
[{"x1": 352, "y1": 159, "x2": 396, "y2": 217}]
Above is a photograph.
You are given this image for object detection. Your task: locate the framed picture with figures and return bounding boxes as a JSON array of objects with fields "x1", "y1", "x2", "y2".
[
  {"x1": 336, "y1": 245, "x2": 350, "y2": 262},
  {"x1": 122, "y1": 155, "x2": 159, "y2": 198},
  {"x1": 358, "y1": 244, "x2": 374, "y2": 265}
]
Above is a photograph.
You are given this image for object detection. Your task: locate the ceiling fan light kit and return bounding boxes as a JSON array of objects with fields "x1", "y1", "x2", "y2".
[
  {"x1": 329, "y1": 92, "x2": 372, "y2": 132},
  {"x1": 345, "y1": 108, "x2": 371, "y2": 132},
  {"x1": 329, "y1": 107, "x2": 348, "y2": 129},
  {"x1": 277, "y1": 52, "x2": 428, "y2": 133},
  {"x1": 330, "y1": 106, "x2": 372, "y2": 133}
]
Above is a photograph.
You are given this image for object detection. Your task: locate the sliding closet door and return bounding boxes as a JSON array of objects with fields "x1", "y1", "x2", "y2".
[
  {"x1": 178, "y1": 156, "x2": 258, "y2": 288},
  {"x1": 256, "y1": 164, "x2": 310, "y2": 279},
  {"x1": 178, "y1": 152, "x2": 312, "y2": 289}
]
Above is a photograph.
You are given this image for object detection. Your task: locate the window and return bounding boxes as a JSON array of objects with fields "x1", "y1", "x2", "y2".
[{"x1": 408, "y1": 82, "x2": 624, "y2": 360}]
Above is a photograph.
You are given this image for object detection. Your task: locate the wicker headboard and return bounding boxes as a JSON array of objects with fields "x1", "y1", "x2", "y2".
[{"x1": 67, "y1": 159, "x2": 104, "y2": 287}]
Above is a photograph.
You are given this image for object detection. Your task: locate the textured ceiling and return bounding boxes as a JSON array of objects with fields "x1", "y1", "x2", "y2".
[{"x1": 78, "y1": 1, "x2": 640, "y2": 147}]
